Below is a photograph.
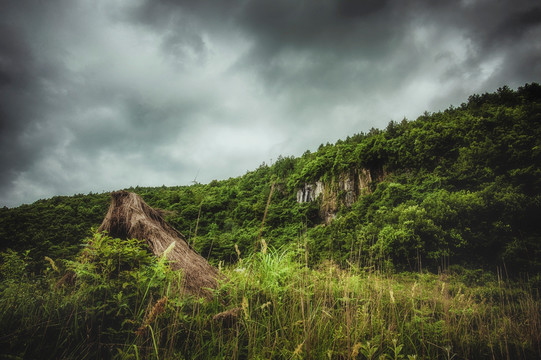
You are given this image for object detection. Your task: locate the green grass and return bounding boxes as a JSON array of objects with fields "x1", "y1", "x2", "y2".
[{"x1": 1, "y1": 235, "x2": 540, "y2": 359}]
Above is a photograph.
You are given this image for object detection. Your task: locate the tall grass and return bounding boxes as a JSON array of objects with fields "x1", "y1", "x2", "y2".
[{"x1": 1, "y1": 236, "x2": 539, "y2": 359}]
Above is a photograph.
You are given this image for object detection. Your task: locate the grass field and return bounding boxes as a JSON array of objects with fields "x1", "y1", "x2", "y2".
[{"x1": 1, "y1": 235, "x2": 540, "y2": 359}]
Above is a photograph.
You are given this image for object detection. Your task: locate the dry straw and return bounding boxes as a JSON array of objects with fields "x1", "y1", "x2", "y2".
[{"x1": 98, "y1": 191, "x2": 219, "y2": 298}]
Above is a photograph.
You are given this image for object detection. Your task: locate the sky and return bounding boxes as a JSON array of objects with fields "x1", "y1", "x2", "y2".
[{"x1": 1, "y1": 0, "x2": 540, "y2": 207}]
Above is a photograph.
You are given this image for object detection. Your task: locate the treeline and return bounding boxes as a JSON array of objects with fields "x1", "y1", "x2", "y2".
[{"x1": 1, "y1": 83, "x2": 540, "y2": 273}]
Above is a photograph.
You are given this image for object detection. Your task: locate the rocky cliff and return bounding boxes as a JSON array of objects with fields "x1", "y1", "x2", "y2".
[{"x1": 297, "y1": 168, "x2": 385, "y2": 223}]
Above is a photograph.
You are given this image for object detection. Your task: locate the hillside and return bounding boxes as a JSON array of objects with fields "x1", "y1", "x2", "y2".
[
  {"x1": 1, "y1": 84, "x2": 541, "y2": 359},
  {"x1": 1, "y1": 83, "x2": 541, "y2": 274}
]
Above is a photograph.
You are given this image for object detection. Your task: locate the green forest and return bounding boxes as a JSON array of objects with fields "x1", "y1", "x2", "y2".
[{"x1": 1, "y1": 84, "x2": 540, "y2": 359}]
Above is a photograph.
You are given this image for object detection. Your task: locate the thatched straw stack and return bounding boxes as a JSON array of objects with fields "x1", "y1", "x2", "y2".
[{"x1": 98, "y1": 191, "x2": 218, "y2": 298}]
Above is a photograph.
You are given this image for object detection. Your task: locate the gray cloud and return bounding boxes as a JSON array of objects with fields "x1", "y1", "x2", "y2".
[{"x1": 1, "y1": 0, "x2": 540, "y2": 207}]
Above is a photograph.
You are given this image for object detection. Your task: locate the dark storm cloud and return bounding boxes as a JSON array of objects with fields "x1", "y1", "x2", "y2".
[
  {"x1": 0, "y1": 21, "x2": 53, "y2": 189},
  {"x1": 0, "y1": 24, "x2": 33, "y2": 87},
  {"x1": 1, "y1": 0, "x2": 540, "y2": 207},
  {"x1": 129, "y1": 0, "x2": 540, "y2": 110},
  {"x1": 120, "y1": 0, "x2": 541, "y2": 103}
]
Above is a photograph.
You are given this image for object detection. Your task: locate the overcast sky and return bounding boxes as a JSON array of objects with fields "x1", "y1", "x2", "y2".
[{"x1": 1, "y1": 0, "x2": 540, "y2": 207}]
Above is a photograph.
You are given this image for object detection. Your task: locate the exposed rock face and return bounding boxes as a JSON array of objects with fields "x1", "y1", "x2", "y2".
[
  {"x1": 297, "y1": 168, "x2": 385, "y2": 223},
  {"x1": 296, "y1": 182, "x2": 324, "y2": 203}
]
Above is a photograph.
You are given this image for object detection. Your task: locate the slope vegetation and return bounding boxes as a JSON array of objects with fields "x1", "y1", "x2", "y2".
[{"x1": 1, "y1": 83, "x2": 540, "y2": 273}]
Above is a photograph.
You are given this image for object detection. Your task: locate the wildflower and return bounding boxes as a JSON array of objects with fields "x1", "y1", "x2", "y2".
[
  {"x1": 411, "y1": 282, "x2": 418, "y2": 297},
  {"x1": 260, "y1": 301, "x2": 272, "y2": 310},
  {"x1": 261, "y1": 238, "x2": 268, "y2": 254},
  {"x1": 242, "y1": 296, "x2": 249, "y2": 320},
  {"x1": 293, "y1": 342, "x2": 304, "y2": 357},
  {"x1": 352, "y1": 342, "x2": 362, "y2": 358},
  {"x1": 136, "y1": 297, "x2": 168, "y2": 336},
  {"x1": 161, "y1": 241, "x2": 176, "y2": 259},
  {"x1": 44, "y1": 256, "x2": 59, "y2": 273}
]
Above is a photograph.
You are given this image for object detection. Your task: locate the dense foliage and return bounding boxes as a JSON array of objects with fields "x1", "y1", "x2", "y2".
[
  {"x1": 1, "y1": 83, "x2": 540, "y2": 274},
  {"x1": 1, "y1": 83, "x2": 541, "y2": 359},
  {"x1": 1, "y1": 235, "x2": 539, "y2": 359}
]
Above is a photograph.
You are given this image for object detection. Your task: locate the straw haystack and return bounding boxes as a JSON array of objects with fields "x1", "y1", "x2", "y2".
[{"x1": 98, "y1": 190, "x2": 218, "y2": 298}]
